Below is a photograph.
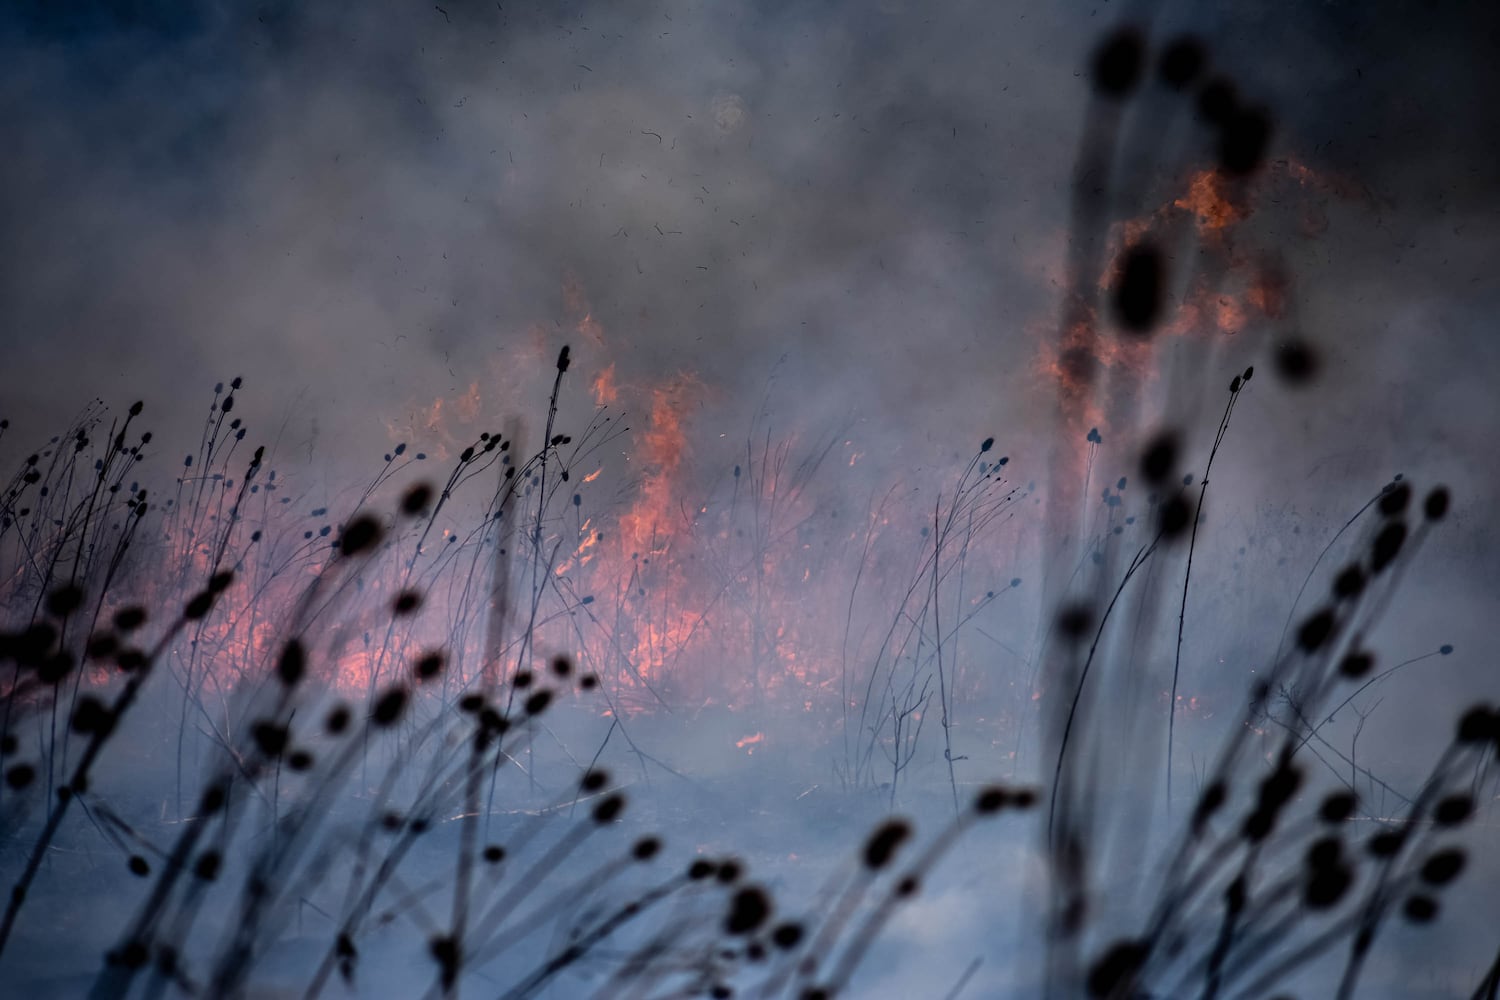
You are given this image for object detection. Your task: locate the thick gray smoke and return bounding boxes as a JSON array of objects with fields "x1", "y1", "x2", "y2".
[{"x1": 1, "y1": 2, "x2": 1495, "y2": 475}]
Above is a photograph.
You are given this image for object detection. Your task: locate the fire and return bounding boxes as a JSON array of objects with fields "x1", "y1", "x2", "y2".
[
  {"x1": 5, "y1": 266, "x2": 1039, "y2": 801},
  {"x1": 1034, "y1": 162, "x2": 1333, "y2": 550},
  {"x1": 618, "y1": 377, "x2": 697, "y2": 557},
  {"x1": 1173, "y1": 169, "x2": 1247, "y2": 235},
  {"x1": 592, "y1": 364, "x2": 619, "y2": 407},
  {"x1": 393, "y1": 386, "x2": 480, "y2": 464},
  {"x1": 342, "y1": 273, "x2": 1031, "y2": 714},
  {"x1": 1246, "y1": 266, "x2": 1287, "y2": 320},
  {"x1": 555, "y1": 518, "x2": 600, "y2": 576},
  {"x1": 1041, "y1": 158, "x2": 1338, "y2": 443},
  {"x1": 609, "y1": 378, "x2": 706, "y2": 686},
  {"x1": 1038, "y1": 315, "x2": 1154, "y2": 402},
  {"x1": 388, "y1": 381, "x2": 491, "y2": 462}
]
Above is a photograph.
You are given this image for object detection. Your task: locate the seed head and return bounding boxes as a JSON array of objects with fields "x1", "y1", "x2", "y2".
[{"x1": 862, "y1": 819, "x2": 912, "y2": 870}]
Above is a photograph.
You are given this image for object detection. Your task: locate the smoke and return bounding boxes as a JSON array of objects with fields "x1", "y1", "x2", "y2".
[
  {"x1": 1, "y1": 2, "x2": 1497, "y2": 995},
  {"x1": 0, "y1": 3, "x2": 1083, "y2": 468},
  {"x1": 3, "y1": 2, "x2": 1492, "y2": 473}
]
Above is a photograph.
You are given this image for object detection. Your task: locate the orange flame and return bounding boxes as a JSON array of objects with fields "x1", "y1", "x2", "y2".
[
  {"x1": 592, "y1": 364, "x2": 619, "y2": 407},
  {"x1": 1174, "y1": 169, "x2": 1248, "y2": 235},
  {"x1": 735, "y1": 731, "x2": 766, "y2": 752},
  {"x1": 1043, "y1": 159, "x2": 1335, "y2": 434},
  {"x1": 618, "y1": 377, "x2": 698, "y2": 557}
]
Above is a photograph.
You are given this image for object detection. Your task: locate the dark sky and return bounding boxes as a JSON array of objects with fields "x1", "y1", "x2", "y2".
[{"x1": 1, "y1": 0, "x2": 1496, "y2": 708}]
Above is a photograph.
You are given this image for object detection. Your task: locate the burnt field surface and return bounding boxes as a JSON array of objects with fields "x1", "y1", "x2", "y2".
[{"x1": 2, "y1": 2, "x2": 1499, "y2": 998}]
